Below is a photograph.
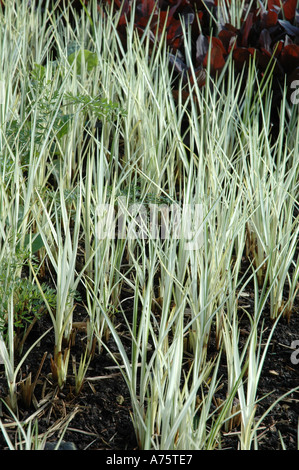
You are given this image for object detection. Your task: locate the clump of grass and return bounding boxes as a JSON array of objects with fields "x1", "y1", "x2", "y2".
[{"x1": 0, "y1": 0, "x2": 298, "y2": 450}]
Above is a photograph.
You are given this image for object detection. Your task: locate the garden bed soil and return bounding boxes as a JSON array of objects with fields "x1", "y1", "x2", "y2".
[{"x1": 0, "y1": 293, "x2": 298, "y2": 451}]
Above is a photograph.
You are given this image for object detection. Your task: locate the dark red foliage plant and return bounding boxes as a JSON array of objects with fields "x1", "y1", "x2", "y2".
[
  {"x1": 94, "y1": 0, "x2": 299, "y2": 106},
  {"x1": 21, "y1": 0, "x2": 297, "y2": 134}
]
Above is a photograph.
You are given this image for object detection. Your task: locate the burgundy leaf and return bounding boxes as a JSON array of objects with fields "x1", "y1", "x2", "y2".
[
  {"x1": 218, "y1": 29, "x2": 237, "y2": 52},
  {"x1": 137, "y1": 0, "x2": 157, "y2": 17},
  {"x1": 273, "y1": 40, "x2": 285, "y2": 57},
  {"x1": 241, "y1": 12, "x2": 253, "y2": 47},
  {"x1": 268, "y1": 0, "x2": 297, "y2": 22},
  {"x1": 157, "y1": 11, "x2": 184, "y2": 47},
  {"x1": 116, "y1": 0, "x2": 130, "y2": 26},
  {"x1": 232, "y1": 47, "x2": 252, "y2": 72},
  {"x1": 203, "y1": 37, "x2": 227, "y2": 73},
  {"x1": 260, "y1": 9, "x2": 278, "y2": 28},
  {"x1": 259, "y1": 29, "x2": 272, "y2": 53},
  {"x1": 280, "y1": 44, "x2": 299, "y2": 73}
]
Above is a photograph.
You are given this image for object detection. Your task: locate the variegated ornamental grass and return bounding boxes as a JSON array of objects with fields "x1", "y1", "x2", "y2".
[{"x1": 0, "y1": 0, "x2": 298, "y2": 449}]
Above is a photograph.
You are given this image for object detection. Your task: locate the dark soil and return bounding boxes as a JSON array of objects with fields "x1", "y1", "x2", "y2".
[
  {"x1": 0, "y1": 306, "x2": 137, "y2": 450},
  {"x1": 213, "y1": 311, "x2": 299, "y2": 450},
  {"x1": 0, "y1": 286, "x2": 298, "y2": 450}
]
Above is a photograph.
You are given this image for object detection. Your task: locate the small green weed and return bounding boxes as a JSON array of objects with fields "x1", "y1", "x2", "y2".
[{"x1": 0, "y1": 251, "x2": 56, "y2": 353}]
